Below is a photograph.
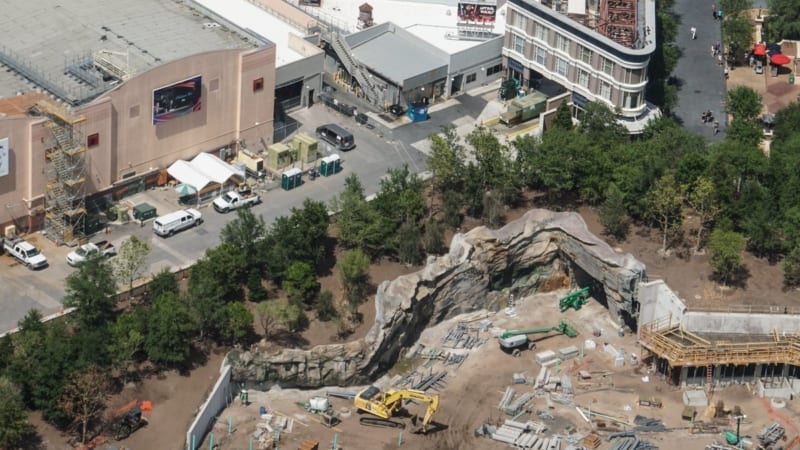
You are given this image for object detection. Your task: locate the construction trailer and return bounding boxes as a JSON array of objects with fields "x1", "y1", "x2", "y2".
[{"x1": 499, "y1": 91, "x2": 547, "y2": 127}]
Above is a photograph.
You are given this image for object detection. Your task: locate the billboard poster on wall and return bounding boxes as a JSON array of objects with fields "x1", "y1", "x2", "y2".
[
  {"x1": 152, "y1": 75, "x2": 202, "y2": 124},
  {"x1": 457, "y1": 2, "x2": 497, "y2": 23},
  {"x1": 0, "y1": 137, "x2": 8, "y2": 178}
]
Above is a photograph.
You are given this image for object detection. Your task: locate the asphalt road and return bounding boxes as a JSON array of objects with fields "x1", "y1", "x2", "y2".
[
  {"x1": 671, "y1": 0, "x2": 729, "y2": 140},
  {"x1": 0, "y1": 99, "x2": 439, "y2": 334}
]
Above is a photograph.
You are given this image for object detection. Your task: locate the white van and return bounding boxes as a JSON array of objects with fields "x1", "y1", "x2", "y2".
[{"x1": 153, "y1": 208, "x2": 203, "y2": 237}]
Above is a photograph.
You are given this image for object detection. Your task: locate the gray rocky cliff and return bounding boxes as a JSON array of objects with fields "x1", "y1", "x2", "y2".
[{"x1": 231, "y1": 209, "x2": 647, "y2": 387}]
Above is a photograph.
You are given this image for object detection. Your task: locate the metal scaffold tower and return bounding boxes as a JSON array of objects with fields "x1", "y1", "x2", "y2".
[{"x1": 30, "y1": 99, "x2": 88, "y2": 245}]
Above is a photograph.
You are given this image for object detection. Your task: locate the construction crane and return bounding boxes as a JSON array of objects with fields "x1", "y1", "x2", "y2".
[
  {"x1": 499, "y1": 319, "x2": 578, "y2": 356},
  {"x1": 353, "y1": 386, "x2": 440, "y2": 433}
]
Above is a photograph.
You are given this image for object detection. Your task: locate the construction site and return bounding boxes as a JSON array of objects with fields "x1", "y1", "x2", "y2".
[{"x1": 199, "y1": 292, "x2": 800, "y2": 450}]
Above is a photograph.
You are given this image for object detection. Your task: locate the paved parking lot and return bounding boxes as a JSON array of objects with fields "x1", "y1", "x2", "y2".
[{"x1": 0, "y1": 102, "x2": 430, "y2": 334}]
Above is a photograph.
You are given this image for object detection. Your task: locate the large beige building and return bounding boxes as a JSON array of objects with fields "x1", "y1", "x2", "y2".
[
  {"x1": 502, "y1": 0, "x2": 660, "y2": 133},
  {"x1": 0, "y1": 0, "x2": 286, "y2": 242}
]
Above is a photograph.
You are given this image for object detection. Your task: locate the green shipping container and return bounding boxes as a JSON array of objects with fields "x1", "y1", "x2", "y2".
[
  {"x1": 281, "y1": 168, "x2": 303, "y2": 190},
  {"x1": 319, "y1": 154, "x2": 341, "y2": 177}
]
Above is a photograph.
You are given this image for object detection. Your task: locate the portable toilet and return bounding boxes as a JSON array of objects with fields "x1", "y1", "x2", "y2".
[
  {"x1": 292, "y1": 132, "x2": 319, "y2": 164},
  {"x1": 281, "y1": 167, "x2": 303, "y2": 190},
  {"x1": 319, "y1": 154, "x2": 341, "y2": 177},
  {"x1": 267, "y1": 143, "x2": 295, "y2": 170}
]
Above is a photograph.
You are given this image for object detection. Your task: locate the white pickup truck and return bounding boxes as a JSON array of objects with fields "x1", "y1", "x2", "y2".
[
  {"x1": 66, "y1": 240, "x2": 117, "y2": 266},
  {"x1": 213, "y1": 187, "x2": 262, "y2": 213},
  {"x1": 3, "y1": 236, "x2": 48, "y2": 270}
]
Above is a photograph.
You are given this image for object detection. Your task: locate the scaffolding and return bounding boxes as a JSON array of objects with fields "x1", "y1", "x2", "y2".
[
  {"x1": 639, "y1": 316, "x2": 800, "y2": 368},
  {"x1": 30, "y1": 99, "x2": 88, "y2": 245}
]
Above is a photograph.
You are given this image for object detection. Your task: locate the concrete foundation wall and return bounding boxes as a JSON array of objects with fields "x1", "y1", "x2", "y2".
[
  {"x1": 186, "y1": 361, "x2": 234, "y2": 450},
  {"x1": 683, "y1": 312, "x2": 800, "y2": 335},
  {"x1": 637, "y1": 280, "x2": 686, "y2": 333}
]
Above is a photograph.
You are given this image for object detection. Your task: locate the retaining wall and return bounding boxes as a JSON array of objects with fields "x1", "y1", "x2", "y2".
[{"x1": 185, "y1": 361, "x2": 234, "y2": 450}]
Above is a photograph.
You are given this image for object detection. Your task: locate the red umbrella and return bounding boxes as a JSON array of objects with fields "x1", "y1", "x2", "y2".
[
  {"x1": 753, "y1": 43, "x2": 766, "y2": 56},
  {"x1": 771, "y1": 53, "x2": 791, "y2": 65}
]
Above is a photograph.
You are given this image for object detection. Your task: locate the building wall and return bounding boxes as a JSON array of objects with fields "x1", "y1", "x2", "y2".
[
  {"x1": 503, "y1": 1, "x2": 653, "y2": 118},
  {"x1": 447, "y1": 36, "x2": 504, "y2": 95},
  {"x1": 0, "y1": 46, "x2": 276, "y2": 230}
]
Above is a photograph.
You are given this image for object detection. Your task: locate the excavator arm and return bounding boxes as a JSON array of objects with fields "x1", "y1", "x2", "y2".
[{"x1": 354, "y1": 387, "x2": 440, "y2": 432}]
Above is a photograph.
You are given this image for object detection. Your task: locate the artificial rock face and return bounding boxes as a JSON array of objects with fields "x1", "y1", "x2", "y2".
[{"x1": 232, "y1": 209, "x2": 646, "y2": 387}]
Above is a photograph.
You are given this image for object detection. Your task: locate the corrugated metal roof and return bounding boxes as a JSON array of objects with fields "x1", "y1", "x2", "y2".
[{"x1": 347, "y1": 24, "x2": 448, "y2": 85}]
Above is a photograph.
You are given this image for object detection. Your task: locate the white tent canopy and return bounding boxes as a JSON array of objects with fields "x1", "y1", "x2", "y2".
[{"x1": 167, "y1": 152, "x2": 245, "y2": 192}]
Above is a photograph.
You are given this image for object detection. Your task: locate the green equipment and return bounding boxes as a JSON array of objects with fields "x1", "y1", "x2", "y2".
[
  {"x1": 559, "y1": 287, "x2": 590, "y2": 312},
  {"x1": 724, "y1": 415, "x2": 746, "y2": 446},
  {"x1": 499, "y1": 319, "x2": 578, "y2": 356}
]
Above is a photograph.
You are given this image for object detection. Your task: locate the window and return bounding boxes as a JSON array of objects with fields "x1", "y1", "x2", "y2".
[
  {"x1": 253, "y1": 77, "x2": 264, "y2": 92},
  {"x1": 535, "y1": 23, "x2": 548, "y2": 42},
  {"x1": 87, "y1": 133, "x2": 99, "y2": 148},
  {"x1": 466, "y1": 73, "x2": 477, "y2": 83},
  {"x1": 578, "y1": 45, "x2": 592, "y2": 64},
  {"x1": 624, "y1": 68, "x2": 643, "y2": 84},
  {"x1": 555, "y1": 34, "x2": 569, "y2": 53},
  {"x1": 599, "y1": 80, "x2": 612, "y2": 100},
  {"x1": 512, "y1": 34, "x2": 525, "y2": 54},
  {"x1": 534, "y1": 45, "x2": 546, "y2": 66},
  {"x1": 577, "y1": 68, "x2": 590, "y2": 89},
  {"x1": 623, "y1": 91, "x2": 641, "y2": 109},
  {"x1": 514, "y1": 11, "x2": 526, "y2": 29},
  {"x1": 602, "y1": 57, "x2": 615, "y2": 76},
  {"x1": 486, "y1": 64, "x2": 502, "y2": 76},
  {"x1": 555, "y1": 57, "x2": 568, "y2": 78}
]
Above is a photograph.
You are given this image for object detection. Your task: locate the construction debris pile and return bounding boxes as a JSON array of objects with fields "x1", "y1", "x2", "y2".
[
  {"x1": 441, "y1": 320, "x2": 491, "y2": 349},
  {"x1": 252, "y1": 412, "x2": 295, "y2": 449},
  {"x1": 393, "y1": 369, "x2": 448, "y2": 391},
  {"x1": 605, "y1": 431, "x2": 657, "y2": 450}
]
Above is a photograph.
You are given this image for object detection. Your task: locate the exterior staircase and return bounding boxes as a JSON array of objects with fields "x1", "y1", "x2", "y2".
[{"x1": 329, "y1": 32, "x2": 382, "y2": 106}]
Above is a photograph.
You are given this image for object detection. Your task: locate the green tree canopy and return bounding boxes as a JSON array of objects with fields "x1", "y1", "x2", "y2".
[
  {"x1": 334, "y1": 174, "x2": 390, "y2": 255},
  {"x1": 599, "y1": 183, "x2": 629, "y2": 241},
  {"x1": 255, "y1": 300, "x2": 304, "y2": 335},
  {"x1": 373, "y1": 165, "x2": 425, "y2": 226},
  {"x1": 221, "y1": 302, "x2": 254, "y2": 345},
  {"x1": 337, "y1": 249, "x2": 371, "y2": 320},
  {"x1": 145, "y1": 292, "x2": 195, "y2": 367},
  {"x1": 147, "y1": 266, "x2": 179, "y2": 303},
  {"x1": 281, "y1": 261, "x2": 320, "y2": 305},
  {"x1": 765, "y1": 0, "x2": 800, "y2": 41},
  {"x1": 64, "y1": 255, "x2": 117, "y2": 330},
  {"x1": 708, "y1": 228, "x2": 746, "y2": 286},
  {"x1": 645, "y1": 174, "x2": 684, "y2": 253},
  {"x1": 550, "y1": 102, "x2": 573, "y2": 130},
  {"x1": 727, "y1": 86, "x2": 762, "y2": 122},
  {"x1": 0, "y1": 377, "x2": 34, "y2": 449},
  {"x1": 112, "y1": 236, "x2": 150, "y2": 293},
  {"x1": 427, "y1": 126, "x2": 466, "y2": 191}
]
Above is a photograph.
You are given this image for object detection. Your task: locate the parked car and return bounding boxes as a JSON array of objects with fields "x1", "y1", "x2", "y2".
[
  {"x1": 66, "y1": 240, "x2": 117, "y2": 266},
  {"x1": 153, "y1": 209, "x2": 203, "y2": 237},
  {"x1": 3, "y1": 236, "x2": 48, "y2": 270},
  {"x1": 212, "y1": 186, "x2": 261, "y2": 213},
  {"x1": 389, "y1": 104, "x2": 405, "y2": 117}
]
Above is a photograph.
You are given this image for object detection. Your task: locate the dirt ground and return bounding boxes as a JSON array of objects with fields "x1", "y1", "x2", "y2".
[{"x1": 208, "y1": 290, "x2": 800, "y2": 450}]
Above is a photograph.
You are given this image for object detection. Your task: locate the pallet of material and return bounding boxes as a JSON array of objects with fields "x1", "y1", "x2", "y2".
[
  {"x1": 298, "y1": 439, "x2": 319, "y2": 450},
  {"x1": 581, "y1": 432, "x2": 601, "y2": 448}
]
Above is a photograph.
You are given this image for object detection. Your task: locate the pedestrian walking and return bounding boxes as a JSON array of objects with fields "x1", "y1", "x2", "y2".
[
  {"x1": 718, "y1": 54, "x2": 723, "y2": 65},
  {"x1": 749, "y1": 55, "x2": 755, "y2": 67},
  {"x1": 713, "y1": 121, "x2": 720, "y2": 134},
  {"x1": 691, "y1": 27, "x2": 697, "y2": 40},
  {"x1": 711, "y1": 3, "x2": 716, "y2": 19},
  {"x1": 724, "y1": 67, "x2": 729, "y2": 79}
]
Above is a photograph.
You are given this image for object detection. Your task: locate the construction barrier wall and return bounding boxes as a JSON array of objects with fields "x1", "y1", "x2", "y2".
[{"x1": 185, "y1": 360, "x2": 234, "y2": 450}]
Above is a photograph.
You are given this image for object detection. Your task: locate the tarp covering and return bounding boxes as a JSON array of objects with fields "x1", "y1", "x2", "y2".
[{"x1": 167, "y1": 152, "x2": 245, "y2": 192}]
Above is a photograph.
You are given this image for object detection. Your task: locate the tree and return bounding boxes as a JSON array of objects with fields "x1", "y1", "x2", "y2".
[
  {"x1": 373, "y1": 165, "x2": 425, "y2": 226},
  {"x1": 440, "y1": 190, "x2": 463, "y2": 230},
  {"x1": 645, "y1": 174, "x2": 684, "y2": 254},
  {"x1": 599, "y1": 183, "x2": 629, "y2": 241},
  {"x1": 112, "y1": 236, "x2": 150, "y2": 294},
  {"x1": 337, "y1": 249, "x2": 371, "y2": 320},
  {"x1": 221, "y1": 302, "x2": 254, "y2": 345},
  {"x1": 422, "y1": 217, "x2": 446, "y2": 255},
  {"x1": 220, "y1": 208, "x2": 267, "y2": 278},
  {"x1": 727, "y1": 86, "x2": 762, "y2": 122},
  {"x1": 246, "y1": 269, "x2": 268, "y2": 303},
  {"x1": 108, "y1": 311, "x2": 146, "y2": 382},
  {"x1": 334, "y1": 174, "x2": 390, "y2": 255},
  {"x1": 765, "y1": 0, "x2": 800, "y2": 41},
  {"x1": 314, "y1": 290, "x2": 337, "y2": 322},
  {"x1": 282, "y1": 261, "x2": 320, "y2": 305},
  {"x1": 783, "y1": 247, "x2": 800, "y2": 288},
  {"x1": 708, "y1": 229, "x2": 746, "y2": 286},
  {"x1": 687, "y1": 176, "x2": 720, "y2": 253},
  {"x1": 722, "y1": 15, "x2": 754, "y2": 58},
  {"x1": 550, "y1": 102, "x2": 573, "y2": 130},
  {"x1": 395, "y1": 220, "x2": 424, "y2": 265},
  {"x1": 58, "y1": 365, "x2": 111, "y2": 444},
  {"x1": 482, "y1": 190, "x2": 504, "y2": 227},
  {"x1": 427, "y1": 126, "x2": 466, "y2": 192},
  {"x1": 0, "y1": 377, "x2": 33, "y2": 449},
  {"x1": 17, "y1": 308, "x2": 44, "y2": 334},
  {"x1": 255, "y1": 300, "x2": 304, "y2": 336},
  {"x1": 145, "y1": 292, "x2": 195, "y2": 366},
  {"x1": 63, "y1": 255, "x2": 117, "y2": 330},
  {"x1": 147, "y1": 267, "x2": 179, "y2": 303}
]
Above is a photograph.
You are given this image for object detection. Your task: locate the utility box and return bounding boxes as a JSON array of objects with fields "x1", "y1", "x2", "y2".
[
  {"x1": 132, "y1": 203, "x2": 157, "y2": 221},
  {"x1": 281, "y1": 168, "x2": 303, "y2": 191},
  {"x1": 319, "y1": 154, "x2": 341, "y2": 177},
  {"x1": 500, "y1": 91, "x2": 548, "y2": 126},
  {"x1": 236, "y1": 149, "x2": 265, "y2": 177},
  {"x1": 292, "y1": 132, "x2": 319, "y2": 164},
  {"x1": 266, "y1": 143, "x2": 296, "y2": 170}
]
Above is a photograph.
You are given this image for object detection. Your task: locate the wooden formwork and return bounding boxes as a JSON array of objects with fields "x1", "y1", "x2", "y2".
[{"x1": 639, "y1": 318, "x2": 800, "y2": 367}]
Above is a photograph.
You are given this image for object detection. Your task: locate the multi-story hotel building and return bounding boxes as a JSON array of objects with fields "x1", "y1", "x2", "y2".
[{"x1": 503, "y1": 0, "x2": 660, "y2": 132}]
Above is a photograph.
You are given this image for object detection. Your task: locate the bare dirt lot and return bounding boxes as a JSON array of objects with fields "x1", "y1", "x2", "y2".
[{"x1": 207, "y1": 291, "x2": 800, "y2": 450}]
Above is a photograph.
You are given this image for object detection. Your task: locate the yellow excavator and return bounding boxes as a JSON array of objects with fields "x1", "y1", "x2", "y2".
[{"x1": 353, "y1": 386, "x2": 440, "y2": 433}]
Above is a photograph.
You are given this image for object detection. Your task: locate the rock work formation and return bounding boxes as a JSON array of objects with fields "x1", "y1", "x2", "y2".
[{"x1": 231, "y1": 209, "x2": 647, "y2": 387}]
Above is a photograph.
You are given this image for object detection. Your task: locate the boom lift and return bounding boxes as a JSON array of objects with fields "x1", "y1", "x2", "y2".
[
  {"x1": 353, "y1": 386, "x2": 440, "y2": 433},
  {"x1": 499, "y1": 319, "x2": 578, "y2": 356}
]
